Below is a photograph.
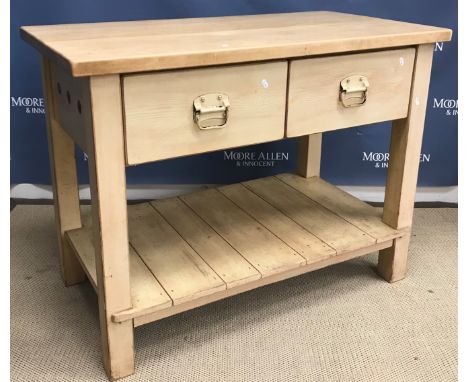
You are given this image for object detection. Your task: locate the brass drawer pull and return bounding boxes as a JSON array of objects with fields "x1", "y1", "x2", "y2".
[
  {"x1": 340, "y1": 75, "x2": 370, "y2": 107},
  {"x1": 193, "y1": 93, "x2": 230, "y2": 129}
]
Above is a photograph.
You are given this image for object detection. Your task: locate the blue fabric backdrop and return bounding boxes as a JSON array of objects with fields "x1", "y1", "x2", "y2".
[{"x1": 10, "y1": 0, "x2": 458, "y2": 187}]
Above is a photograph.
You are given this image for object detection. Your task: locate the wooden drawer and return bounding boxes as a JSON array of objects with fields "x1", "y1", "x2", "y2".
[
  {"x1": 123, "y1": 62, "x2": 287, "y2": 165},
  {"x1": 286, "y1": 48, "x2": 415, "y2": 137}
]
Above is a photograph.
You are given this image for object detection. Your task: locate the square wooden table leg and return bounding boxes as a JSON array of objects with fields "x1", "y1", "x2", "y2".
[
  {"x1": 87, "y1": 75, "x2": 135, "y2": 380},
  {"x1": 42, "y1": 58, "x2": 86, "y2": 286},
  {"x1": 297, "y1": 133, "x2": 322, "y2": 178},
  {"x1": 378, "y1": 44, "x2": 434, "y2": 282}
]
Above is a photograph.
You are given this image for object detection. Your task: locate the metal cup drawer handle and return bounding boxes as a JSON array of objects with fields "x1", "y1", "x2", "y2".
[
  {"x1": 340, "y1": 75, "x2": 370, "y2": 107},
  {"x1": 193, "y1": 93, "x2": 230, "y2": 130}
]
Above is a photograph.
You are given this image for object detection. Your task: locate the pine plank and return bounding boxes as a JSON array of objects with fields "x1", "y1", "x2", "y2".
[
  {"x1": 243, "y1": 177, "x2": 375, "y2": 253},
  {"x1": 127, "y1": 203, "x2": 226, "y2": 305},
  {"x1": 219, "y1": 184, "x2": 336, "y2": 263},
  {"x1": 128, "y1": 240, "x2": 392, "y2": 326},
  {"x1": 65, "y1": 226, "x2": 98, "y2": 290},
  {"x1": 151, "y1": 198, "x2": 261, "y2": 288},
  {"x1": 21, "y1": 12, "x2": 451, "y2": 76},
  {"x1": 277, "y1": 174, "x2": 401, "y2": 242},
  {"x1": 181, "y1": 189, "x2": 306, "y2": 276},
  {"x1": 65, "y1": 175, "x2": 406, "y2": 326},
  {"x1": 66, "y1": 223, "x2": 172, "y2": 316}
]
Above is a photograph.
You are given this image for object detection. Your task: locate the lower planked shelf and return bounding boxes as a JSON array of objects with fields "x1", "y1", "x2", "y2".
[{"x1": 65, "y1": 174, "x2": 405, "y2": 327}]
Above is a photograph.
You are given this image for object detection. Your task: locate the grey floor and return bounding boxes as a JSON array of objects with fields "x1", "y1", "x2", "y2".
[{"x1": 11, "y1": 205, "x2": 457, "y2": 382}]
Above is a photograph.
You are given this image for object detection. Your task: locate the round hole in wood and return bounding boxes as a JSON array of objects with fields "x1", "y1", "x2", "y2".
[
  {"x1": 57, "y1": 82, "x2": 62, "y2": 95},
  {"x1": 66, "y1": 91, "x2": 71, "y2": 104},
  {"x1": 77, "y1": 100, "x2": 82, "y2": 114}
]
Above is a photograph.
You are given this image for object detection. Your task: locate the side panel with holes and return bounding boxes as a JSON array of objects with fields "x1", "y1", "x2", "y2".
[{"x1": 50, "y1": 63, "x2": 92, "y2": 152}]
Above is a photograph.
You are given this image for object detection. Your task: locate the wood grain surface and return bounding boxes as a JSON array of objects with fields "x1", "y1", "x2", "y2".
[{"x1": 22, "y1": 11, "x2": 451, "y2": 76}]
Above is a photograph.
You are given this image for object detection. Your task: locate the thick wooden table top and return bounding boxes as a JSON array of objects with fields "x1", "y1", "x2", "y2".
[{"x1": 21, "y1": 11, "x2": 451, "y2": 77}]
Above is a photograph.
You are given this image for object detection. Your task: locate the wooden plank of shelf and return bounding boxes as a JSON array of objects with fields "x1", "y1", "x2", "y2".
[
  {"x1": 127, "y1": 203, "x2": 226, "y2": 305},
  {"x1": 151, "y1": 198, "x2": 261, "y2": 288},
  {"x1": 65, "y1": 226, "x2": 97, "y2": 290},
  {"x1": 243, "y1": 176, "x2": 376, "y2": 253},
  {"x1": 277, "y1": 174, "x2": 403, "y2": 242},
  {"x1": 65, "y1": 173, "x2": 404, "y2": 326},
  {"x1": 126, "y1": 240, "x2": 392, "y2": 326},
  {"x1": 181, "y1": 189, "x2": 307, "y2": 276},
  {"x1": 65, "y1": 223, "x2": 173, "y2": 318},
  {"x1": 219, "y1": 183, "x2": 336, "y2": 263}
]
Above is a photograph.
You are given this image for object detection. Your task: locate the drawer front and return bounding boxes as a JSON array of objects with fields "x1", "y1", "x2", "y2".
[
  {"x1": 123, "y1": 62, "x2": 287, "y2": 165},
  {"x1": 287, "y1": 48, "x2": 415, "y2": 137}
]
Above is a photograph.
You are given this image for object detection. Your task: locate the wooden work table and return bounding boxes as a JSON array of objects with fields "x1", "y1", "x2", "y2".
[{"x1": 21, "y1": 11, "x2": 451, "y2": 380}]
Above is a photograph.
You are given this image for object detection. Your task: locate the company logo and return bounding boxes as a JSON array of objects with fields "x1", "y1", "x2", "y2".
[
  {"x1": 434, "y1": 42, "x2": 444, "y2": 52},
  {"x1": 362, "y1": 152, "x2": 431, "y2": 168},
  {"x1": 433, "y1": 98, "x2": 458, "y2": 116},
  {"x1": 224, "y1": 150, "x2": 289, "y2": 167},
  {"x1": 11, "y1": 96, "x2": 45, "y2": 114}
]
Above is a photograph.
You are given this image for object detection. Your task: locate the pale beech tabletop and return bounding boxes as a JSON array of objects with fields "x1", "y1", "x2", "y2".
[{"x1": 21, "y1": 11, "x2": 452, "y2": 77}]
